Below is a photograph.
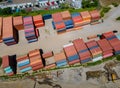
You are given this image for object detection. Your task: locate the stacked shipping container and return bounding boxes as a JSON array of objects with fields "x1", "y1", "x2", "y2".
[
  {"x1": 2, "y1": 17, "x2": 18, "y2": 46},
  {"x1": 97, "y1": 39, "x2": 113, "y2": 58},
  {"x1": 17, "y1": 55, "x2": 32, "y2": 73},
  {"x1": 33, "y1": 15, "x2": 44, "y2": 28},
  {"x1": 80, "y1": 11, "x2": 91, "y2": 25},
  {"x1": 61, "y1": 11, "x2": 74, "y2": 30},
  {"x1": 29, "y1": 49, "x2": 44, "y2": 71},
  {"x1": 89, "y1": 10, "x2": 100, "y2": 23},
  {"x1": 2, "y1": 55, "x2": 16, "y2": 76},
  {"x1": 0, "y1": 17, "x2": 2, "y2": 43},
  {"x1": 86, "y1": 40, "x2": 103, "y2": 62},
  {"x1": 23, "y1": 16, "x2": 38, "y2": 43},
  {"x1": 71, "y1": 12, "x2": 83, "y2": 27},
  {"x1": 102, "y1": 32, "x2": 120, "y2": 55},
  {"x1": 43, "y1": 52, "x2": 56, "y2": 69},
  {"x1": 54, "y1": 52, "x2": 68, "y2": 67},
  {"x1": 52, "y1": 12, "x2": 66, "y2": 32},
  {"x1": 63, "y1": 43, "x2": 80, "y2": 65},
  {"x1": 73, "y1": 38, "x2": 92, "y2": 64},
  {"x1": 13, "y1": 16, "x2": 24, "y2": 30}
]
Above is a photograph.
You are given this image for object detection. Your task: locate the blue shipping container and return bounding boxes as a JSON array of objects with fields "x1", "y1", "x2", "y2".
[
  {"x1": 89, "y1": 45, "x2": 99, "y2": 50},
  {"x1": 28, "y1": 38, "x2": 38, "y2": 43},
  {"x1": 68, "y1": 54, "x2": 79, "y2": 62},
  {"x1": 79, "y1": 49, "x2": 88, "y2": 53},
  {"x1": 66, "y1": 25, "x2": 74, "y2": 29},
  {"x1": 107, "y1": 35, "x2": 117, "y2": 40},
  {"x1": 20, "y1": 67, "x2": 32, "y2": 73},
  {"x1": 115, "y1": 50, "x2": 120, "y2": 55},
  {"x1": 81, "y1": 58, "x2": 91, "y2": 64},
  {"x1": 43, "y1": 14, "x2": 52, "y2": 20},
  {"x1": 64, "y1": 20, "x2": 73, "y2": 26},
  {"x1": 56, "y1": 61, "x2": 67, "y2": 67},
  {"x1": 71, "y1": 13, "x2": 80, "y2": 17},
  {"x1": 5, "y1": 69, "x2": 13, "y2": 74}
]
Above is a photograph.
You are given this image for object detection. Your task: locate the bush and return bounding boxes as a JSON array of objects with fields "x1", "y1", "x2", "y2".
[
  {"x1": 116, "y1": 55, "x2": 120, "y2": 61},
  {"x1": 100, "y1": 7, "x2": 111, "y2": 17},
  {"x1": 116, "y1": 16, "x2": 120, "y2": 21},
  {"x1": 112, "y1": 3, "x2": 119, "y2": 7},
  {"x1": 82, "y1": 0, "x2": 99, "y2": 8}
]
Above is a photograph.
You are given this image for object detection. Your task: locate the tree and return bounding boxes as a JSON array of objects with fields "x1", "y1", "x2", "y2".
[{"x1": 1, "y1": 7, "x2": 12, "y2": 15}]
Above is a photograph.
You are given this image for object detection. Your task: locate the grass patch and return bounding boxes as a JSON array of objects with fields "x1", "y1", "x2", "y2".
[
  {"x1": 87, "y1": 60, "x2": 102, "y2": 66},
  {"x1": 102, "y1": 56, "x2": 115, "y2": 62},
  {"x1": 1, "y1": 7, "x2": 96, "y2": 17}
]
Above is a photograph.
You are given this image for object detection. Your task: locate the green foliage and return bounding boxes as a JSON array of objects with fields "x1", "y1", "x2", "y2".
[
  {"x1": 112, "y1": 3, "x2": 119, "y2": 7},
  {"x1": 116, "y1": 55, "x2": 120, "y2": 61},
  {"x1": 82, "y1": 0, "x2": 99, "y2": 8},
  {"x1": 60, "y1": 3, "x2": 70, "y2": 9},
  {"x1": 102, "y1": 56, "x2": 114, "y2": 62},
  {"x1": 0, "y1": 7, "x2": 12, "y2": 16},
  {"x1": 116, "y1": 16, "x2": 120, "y2": 21},
  {"x1": 100, "y1": 7, "x2": 111, "y2": 17},
  {"x1": 87, "y1": 60, "x2": 102, "y2": 66}
]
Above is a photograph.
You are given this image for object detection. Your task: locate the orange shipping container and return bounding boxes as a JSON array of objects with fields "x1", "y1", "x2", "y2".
[
  {"x1": 42, "y1": 51, "x2": 53, "y2": 58},
  {"x1": 80, "y1": 11, "x2": 91, "y2": 22},
  {"x1": 13, "y1": 16, "x2": 24, "y2": 30},
  {"x1": 61, "y1": 11, "x2": 71, "y2": 20},
  {"x1": 54, "y1": 52, "x2": 66, "y2": 62}
]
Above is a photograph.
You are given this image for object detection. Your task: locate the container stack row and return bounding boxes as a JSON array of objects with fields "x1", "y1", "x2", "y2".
[
  {"x1": 33, "y1": 15, "x2": 44, "y2": 28},
  {"x1": 2, "y1": 17, "x2": 18, "y2": 46},
  {"x1": 52, "y1": 10, "x2": 101, "y2": 33},
  {"x1": 2, "y1": 55, "x2": 16, "y2": 76},
  {"x1": 43, "y1": 51, "x2": 56, "y2": 69},
  {"x1": 86, "y1": 40, "x2": 103, "y2": 62},
  {"x1": 29, "y1": 49, "x2": 44, "y2": 71},
  {"x1": 97, "y1": 39, "x2": 113, "y2": 58},
  {"x1": 0, "y1": 17, "x2": 2, "y2": 43},
  {"x1": 17, "y1": 55, "x2": 32, "y2": 73},
  {"x1": 73, "y1": 38, "x2": 92, "y2": 64},
  {"x1": 61, "y1": 11, "x2": 74, "y2": 30},
  {"x1": 63, "y1": 43, "x2": 80, "y2": 65},
  {"x1": 52, "y1": 12, "x2": 66, "y2": 32},
  {"x1": 102, "y1": 31, "x2": 120, "y2": 55},
  {"x1": 23, "y1": 16, "x2": 38, "y2": 43},
  {"x1": 13, "y1": 16, "x2": 24, "y2": 30},
  {"x1": 54, "y1": 52, "x2": 68, "y2": 67}
]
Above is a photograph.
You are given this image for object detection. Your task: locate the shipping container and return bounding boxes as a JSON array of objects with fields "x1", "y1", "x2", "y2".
[
  {"x1": 89, "y1": 10, "x2": 100, "y2": 22},
  {"x1": 13, "y1": 16, "x2": 24, "y2": 30},
  {"x1": 61, "y1": 11, "x2": 71, "y2": 20},
  {"x1": 42, "y1": 51, "x2": 53, "y2": 58}
]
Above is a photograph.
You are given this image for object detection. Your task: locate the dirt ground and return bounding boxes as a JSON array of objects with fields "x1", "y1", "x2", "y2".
[{"x1": 100, "y1": 0, "x2": 120, "y2": 6}]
